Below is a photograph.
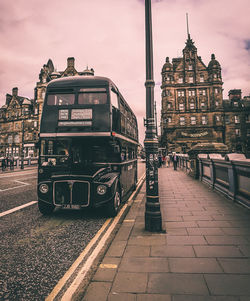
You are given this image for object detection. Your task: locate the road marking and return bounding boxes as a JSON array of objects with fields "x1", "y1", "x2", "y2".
[
  {"x1": 0, "y1": 180, "x2": 30, "y2": 192},
  {"x1": 0, "y1": 201, "x2": 37, "y2": 218},
  {"x1": 0, "y1": 171, "x2": 37, "y2": 179},
  {"x1": 100, "y1": 264, "x2": 117, "y2": 269},
  {"x1": 46, "y1": 172, "x2": 146, "y2": 301}
]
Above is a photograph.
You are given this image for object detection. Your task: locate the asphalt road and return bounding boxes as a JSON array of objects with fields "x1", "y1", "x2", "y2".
[{"x1": 0, "y1": 162, "x2": 145, "y2": 301}]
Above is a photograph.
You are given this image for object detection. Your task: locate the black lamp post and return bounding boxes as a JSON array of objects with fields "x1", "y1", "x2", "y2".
[
  {"x1": 20, "y1": 119, "x2": 24, "y2": 169},
  {"x1": 144, "y1": 0, "x2": 162, "y2": 232}
]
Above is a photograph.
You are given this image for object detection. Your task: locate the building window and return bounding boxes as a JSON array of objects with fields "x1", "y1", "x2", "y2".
[
  {"x1": 199, "y1": 89, "x2": 206, "y2": 96},
  {"x1": 215, "y1": 115, "x2": 220, "y2": 122},
  {"x1": 233, "y1": 101, "x2": 239, "y2": 107},
  {"x1": 178, "y1": 77, "x2": 183, "y2": 83},
  {"x1": 180, "y1": 117, "x2": 185, "y2": 125},
  {"x1": 246, "y1": 114, "x2": 250, "y2": 122},
  {"x1": 190, "y1": 102, "x2": 195, "y2": 110},
  {"x1": 34, "y1": 121, "x2": 38, "y2": 128},
  {"x1": 215, "y1": 101, "x2": 219, "y2": 107},
  {"x1": 200, "y1": 75, "x2": 204, "y2": 83},
  {"x1": 167, "y1": 102, "x2": 172, "y2": 109},
  {"x1": 234, "y1": 115, "x2": 240, "y2": 124},
  {"x1": 247, "y1": 129, "x2": 250, "y2": 136},
  {"x1": 167, "y1": 117, "x2": 172, "y2": 123},
  {"x1": 235, "y1": 129, "x2": 240, "y2": 136},
  {"x1": 202, "y1": 116, "x2": 207, "y2": 125},
  {"x1": 179, "y1": 103, "x2": 184, "y2": 111},
  {"x1": 188, "y1": 65, "x2": 193, "y2": 70},
  {"x1": 191, "y1": 116, "x2": 196, "y2": 125},
  {"x1": 200, "y1": 102, "x2": 206, "y2": 109},
  {"x1": 213, "y1": 74, "x2": 218, "y2": 79},
  {"x1": 188, "y1": 90, "x2": 195, "y2": 96},
  {"x1": 177, "y1": 90, "x2": 185, "y2": 97},
  {"x1": 214, "y1": 88, "x2": 219, "y2": 94},
  {"x1": 225, "y1": 115, "x2": 230, "y2": 124},
  {"x1": 14, "y1": 134, "x2": 20, "y2": 143},
  {"x1": 189, "y1": 76, "x2": 194, "y2": 83},
  {"x1": 8, "y1": 135, "x2": 13, "y2": 143}
]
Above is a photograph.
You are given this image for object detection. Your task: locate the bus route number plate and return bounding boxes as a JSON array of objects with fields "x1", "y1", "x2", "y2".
[{"x1": 71, "y1": 109, "x2": 92, "y2": 120}]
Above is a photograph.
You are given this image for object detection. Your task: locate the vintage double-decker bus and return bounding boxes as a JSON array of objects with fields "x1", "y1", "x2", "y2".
[{"x1": 37, "y1": 76, "x2": 138, "y2": 216}]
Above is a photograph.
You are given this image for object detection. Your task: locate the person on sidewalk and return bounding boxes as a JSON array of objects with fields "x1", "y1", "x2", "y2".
[
  {"x1": 166, "y1": 154, "x2": 170, "y2": 167},
  {"x1": 172, "y1": 152, "x2": 178, "y2": 170}
]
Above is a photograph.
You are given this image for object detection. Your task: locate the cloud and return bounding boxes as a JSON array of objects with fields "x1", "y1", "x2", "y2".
[{"x1": 0, "y1": 0, "x2": 250, "y2": 144}]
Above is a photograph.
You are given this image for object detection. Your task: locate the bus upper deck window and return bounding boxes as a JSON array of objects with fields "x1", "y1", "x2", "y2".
[
  {"x1": 78, "y1": 92, "x2": 107, "y2": 105},
  {"x1": 110, "y1": 90, "x2": 119, "y2": 109},
  {"x1": 47, "y1": 94, "x2": 75, "y2": 106}
]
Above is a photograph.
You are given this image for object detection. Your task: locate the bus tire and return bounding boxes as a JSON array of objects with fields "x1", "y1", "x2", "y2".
[
  {"x1": 106, "y1": 187, "x2": 121, "y2": 217},
  {"x1": 38, "y1": 200, "x2": 55, "y2": 215}
]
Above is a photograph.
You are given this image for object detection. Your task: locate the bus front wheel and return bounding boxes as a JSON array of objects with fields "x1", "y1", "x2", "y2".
[
  {"x1": 38, "y1": 200, "x2": 55, "y2": 215},
  {"x1": 106, "y1": 188, "x2": 121, "y2": 217}
]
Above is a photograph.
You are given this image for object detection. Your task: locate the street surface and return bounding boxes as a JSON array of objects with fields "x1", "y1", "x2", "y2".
[{"x1": 0, "y1": 162, "x2": 145, "y2": 300}]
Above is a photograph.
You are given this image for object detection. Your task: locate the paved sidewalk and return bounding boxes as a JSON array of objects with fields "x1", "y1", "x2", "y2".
[{"x1": 81, "y1": 167, "x2": 250, "y2": 301}]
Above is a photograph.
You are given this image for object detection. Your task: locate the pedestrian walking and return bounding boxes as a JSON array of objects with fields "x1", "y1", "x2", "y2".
[
  {"x1": 162, "y1": 155, "x2": 166, "y2": 167},
  {"x1": 166, "y1": 154, "x2": 170, "y2": 167},
  {"x1": 10, "y1": 156, "x2": 14, "y2": 170},
  {"x1": 158, "y1": 154, "x2": 162, "y2": 168},
  {"x1": 172, "y1": 152, "x2": 178, "y2": 170},
  {"x1": 1, "y1": 157, "x2": 6, "y2": 171}
]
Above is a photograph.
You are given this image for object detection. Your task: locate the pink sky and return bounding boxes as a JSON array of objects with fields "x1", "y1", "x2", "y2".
[{"x1": 0, "y1": 0, "x2": 250, "y2": 144}]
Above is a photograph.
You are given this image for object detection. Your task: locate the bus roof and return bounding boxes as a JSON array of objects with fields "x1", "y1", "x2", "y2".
[{"x1": 47, "y1": 76, "x2": 117, "y2": 90}]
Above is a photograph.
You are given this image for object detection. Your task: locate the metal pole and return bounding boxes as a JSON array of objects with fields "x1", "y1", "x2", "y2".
[
  {"x1": 21, "y1": 120, "x2": 24, "y2": 169},
  {"x1": 144, "y1": 0, "x2": 162, "y2": 232}
]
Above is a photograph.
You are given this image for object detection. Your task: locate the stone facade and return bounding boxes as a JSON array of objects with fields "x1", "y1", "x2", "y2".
[
  {"x1": 160, "y1": 35, "x2": 250, "y2": 157},
  {"x1": 0, "y1": 88, "x2": 39, "y2": 158},
  {"x1": 0, "y1": 57, "x2": 94, "y2": 158}
]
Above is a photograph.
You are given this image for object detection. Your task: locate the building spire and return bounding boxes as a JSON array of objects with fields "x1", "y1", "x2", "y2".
[{"x1": 186, "y1": 13, "x2": 190, "y2": 40}]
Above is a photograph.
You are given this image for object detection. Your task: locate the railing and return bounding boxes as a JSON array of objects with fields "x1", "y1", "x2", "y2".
[
  {"x1": 0, "y1": 157, "x2": 38, "y2": 169},
  {"x1": 177, "y1": 154, "x2": 250, "y2": 209}
]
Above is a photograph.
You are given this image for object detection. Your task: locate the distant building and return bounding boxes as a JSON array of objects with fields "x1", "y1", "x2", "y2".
[
  {"x1": 0, "y1": 87, "x2": 39, "y2": 157},
  {"x1": 0, "y1": 57, "x2": 94, "y2": 158},
  {"x1": 160, "y1": 34, "x2": 250, "y2": 157}
]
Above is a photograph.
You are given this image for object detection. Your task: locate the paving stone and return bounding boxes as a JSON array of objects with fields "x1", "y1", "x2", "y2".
[
  {"x1": 123, "y1": 245, "x2": 150, "y2": 257},
  {"x1": 218, "y1": 258, "x2": 250, "y2": 273},
  {"x1": 106, "y1": 241, "x2": 127, "y2": 257},
  {"x1": 222, "y1": 228, "x2": 250, "y2": 236},
  {"x1": 172, "y1": 295, "x2": 239, "y2": 301},
  {"x1": 169, "y1": 258, "x2": 223, "y2": 273},
  {"x1": 136, "y1": 294, "x2": 171, "y2": 301},
  {"x1": 167, "y1": 235, "x2": 207, "y2": 245},
  {"x1": 119, "y1": 257, "x2": 169, "y2": 273},
  {"x1": 112, "y1": 272, "x2": 147, "y2": 293},
  {"x1": 128, "y1": 235, "x2": 166, "y2": 246},
  {"x1": 183, "y1": 215, "x2": 213, "y2": 221},
  {"x1": 205, "y1": 274, "x2": 250, "y2": 295},
  {"x1": 166, "y1": 227, "x2": 188, "y2": 235},
  {"x1": 115, "y1": 225, "x2": 133, "y2": 241},
  {"x1": 151, "y1": 245, "x2": 195, "y2": 257},
  {"x1": 194, "y1": 245, "x2": 243, "y2": 257},
  {"x1": 83, "y1": 282, "x2": 111, "y2": 301},
  {"x1": 166, "y1": 221, "x2": 198, "y2": 228},
  {"x1": 212, "y1": 214, "x2": 249, "y2": 221},
  {"x1": 148, "y1": 273, "x2": 209, "y2": 295},
  {"x1": 108, "y1": 292, "x2": 136, "y2": 301},
  {"x1": 205, "y1": 235, "x2": 250, "y2": 245},
  {"x1": 187, "y1": 227, "x2": 224, "y2": 236},
  {"x1": 197, "y1": 221, "x2": 232, "y2": 228},
  {"x1": 239, "y1": 245, "x2": 250, "y2": 256}
]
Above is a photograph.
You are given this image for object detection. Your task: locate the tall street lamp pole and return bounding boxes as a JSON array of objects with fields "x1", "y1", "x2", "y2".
[
  {"x1": 144, "y1": 0, "x2": 162, "y2": 232},
  {"x1": 21, "y1": 119, "x2": 24, "y2": 169}
]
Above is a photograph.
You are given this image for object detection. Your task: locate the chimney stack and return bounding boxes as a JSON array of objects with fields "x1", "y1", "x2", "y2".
[
  {"x1": 67, "y1": 57, "x2": 75, "y2": 68},
  {"x1": 12, "y1": 87, "x2": 18, "y2": 97}
]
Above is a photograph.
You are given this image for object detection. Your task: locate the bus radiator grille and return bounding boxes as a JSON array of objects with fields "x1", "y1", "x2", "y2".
[{"x1": 54, "y1": 181, "x2": 89, "y2": 206}]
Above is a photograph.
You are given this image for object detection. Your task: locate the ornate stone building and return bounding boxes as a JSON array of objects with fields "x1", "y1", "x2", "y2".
[
  {"x1": 0, "y1": 88, "x2": 39, "y2": 157},
  {"x1": 0, "y1": 57, "x2": 94, "y2": 158},
  {"x1": 160, "y1": 34, "x2": 250, "y2": 156}
]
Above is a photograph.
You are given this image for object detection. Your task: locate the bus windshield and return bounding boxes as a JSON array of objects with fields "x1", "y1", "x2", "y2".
[
  {"x1": 40, "y1": 138, "x2": 120, "y2": 166},
  {"x1": 47, "y1": 94, "x2": 75, "y2": 106},
  {"x1": 78, "y1": 92, "x2": 107, "y2": 105}
]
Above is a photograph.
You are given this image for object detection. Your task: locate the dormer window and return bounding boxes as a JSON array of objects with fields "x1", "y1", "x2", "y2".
[
  {"x1": 200, "y1": 75, "x2": 204, "y2": 83},
  {"x1": 167, "y1": 102, "x2": 172, "y2": 109},
  {"x1": 214, "y1": 88, "x2": 219, "y2": 94},
  {"x1": 188, "y1": 65, "x2": 193, "y2": 70},
  {"x1": 215, "y1": 101, "x2": 219, "y2": 107},
  {"x1": 233, "y1": 101, "x2": 238, "y2": 107}
]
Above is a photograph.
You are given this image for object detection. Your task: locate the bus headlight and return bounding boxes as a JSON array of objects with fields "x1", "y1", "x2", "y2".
[
  {"x1": 39, "y1": 183, "x2": 49, "y2": 194},
  {"x1": 97, "y1": 185, "x2": 107, "y2": 195}
]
